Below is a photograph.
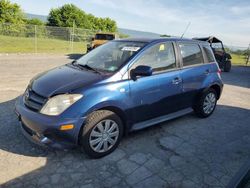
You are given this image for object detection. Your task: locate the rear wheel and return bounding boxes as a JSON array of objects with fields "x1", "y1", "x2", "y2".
[
  {"x1": 224, "y1": 60, "x2": 231, "y2": 72},
  {"x1": 193, "y1": 88, "x2": 217, "y2": 118},
  {"x1": 80, "y1": 110, "x2": 123, "y2": 158}
]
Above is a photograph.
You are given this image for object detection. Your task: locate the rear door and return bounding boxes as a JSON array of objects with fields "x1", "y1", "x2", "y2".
[{"x1": 177, "y1": 42, "x2": 210, "y2": 108}]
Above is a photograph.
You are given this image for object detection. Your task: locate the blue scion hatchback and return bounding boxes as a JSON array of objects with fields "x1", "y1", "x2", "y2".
[{"x1": 15, "y1": 38, "x2": 223, "y2": 158}]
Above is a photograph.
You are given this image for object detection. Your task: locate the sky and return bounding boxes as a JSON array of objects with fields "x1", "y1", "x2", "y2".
[{"x1": 11, "y1": 0, "x2": 250, "y2": 47}]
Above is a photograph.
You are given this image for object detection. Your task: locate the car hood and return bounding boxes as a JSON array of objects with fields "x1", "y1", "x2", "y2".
[{"x1": 31, "y1": 64, "x2": 104, "y2": 97}]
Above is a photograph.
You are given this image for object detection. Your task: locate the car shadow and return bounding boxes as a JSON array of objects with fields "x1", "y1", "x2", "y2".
[
  {"x1": 0, "y1": 97, "x2": 50, "y2": 157},
  {"x1": 1, "y1": 98, "x2": 250, "y2": 187},
  {"x1": 221, "y1": 66, "x2": 250, "y2": 88}
]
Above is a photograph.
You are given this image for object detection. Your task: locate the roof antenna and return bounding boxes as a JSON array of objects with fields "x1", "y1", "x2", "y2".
[{"x1": 180, "y1": 22, "x2": 191, "y2": 39}]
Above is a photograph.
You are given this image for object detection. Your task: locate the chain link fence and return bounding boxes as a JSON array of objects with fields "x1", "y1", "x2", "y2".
[
  {"x1": 0, "y1": 23, "x2": 98, "y2": 54},
  {"x1": 0, "y1": 23, "x2": 249, "y2": 65}
]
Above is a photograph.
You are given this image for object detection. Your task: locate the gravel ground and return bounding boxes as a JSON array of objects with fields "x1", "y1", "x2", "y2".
[{"x1": 0, "y1": 54, "x2": 250, "y2": 188}]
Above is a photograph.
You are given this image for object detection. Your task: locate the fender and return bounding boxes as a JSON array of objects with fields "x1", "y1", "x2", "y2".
[
  {"x1": 199, "y1": 81, "x2": 223, "y2": 100},
  {"x1": 76, "y1": 100, "x2": 132, "y2": 143},
  {"x1": 84, "y1": 100, "x2": 131, "y2": 120}
]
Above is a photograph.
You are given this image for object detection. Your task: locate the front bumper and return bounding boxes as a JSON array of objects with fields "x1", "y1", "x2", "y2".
[{"x1": 15, "y1": 96, "x2": 85, "y2": 149}]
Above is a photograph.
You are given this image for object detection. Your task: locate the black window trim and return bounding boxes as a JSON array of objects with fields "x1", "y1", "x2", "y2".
[
  {"x1": 177, "y1": 41, "x2": 205, "y2": 69},
  {"x1": 201, "y1": 44, "x2": 216, "y2": 64}
]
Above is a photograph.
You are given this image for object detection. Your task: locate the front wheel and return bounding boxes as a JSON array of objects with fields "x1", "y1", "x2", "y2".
[
  {"x1": 80, "y1": 110, "x2": 123, "y2": 158},
  {"x1": 193, "y1": 88, "x2": 217, "y2": 118}
]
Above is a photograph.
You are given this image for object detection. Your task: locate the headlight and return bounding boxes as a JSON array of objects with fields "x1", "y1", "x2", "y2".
[{"x1": 40, "y1": 94, "x2": 83, "y2": 116}]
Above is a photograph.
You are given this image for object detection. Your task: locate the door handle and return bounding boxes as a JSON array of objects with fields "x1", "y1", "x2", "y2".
[
  {"x1": 204, "y1": 69, "x2": 210, "y2": 75},
  {"x1": 172, "y1": 77, "x2": 182, "y2": 84}
]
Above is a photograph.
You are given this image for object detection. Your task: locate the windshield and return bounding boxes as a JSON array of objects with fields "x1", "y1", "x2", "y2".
[
  {"x1": 95, "y1": 34, "x2": 115, "y2": 40},
  {"x1": 211, "y1": 42, "x2": 223, "y2": 52},
  {"x1": 76, "y1": 41, "x2": 146, "y2": 73}
]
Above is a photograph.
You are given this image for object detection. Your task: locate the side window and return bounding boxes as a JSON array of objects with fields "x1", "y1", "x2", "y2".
[
  {"x1": 203, "y1": 45, "x2": 215, "y2": 63},
  {"x1": 131, "y1": 42, "x2": 176, "y2": 73},
  {"x1": 179, "y1": 43, "x2": 204, "y2": 66}
]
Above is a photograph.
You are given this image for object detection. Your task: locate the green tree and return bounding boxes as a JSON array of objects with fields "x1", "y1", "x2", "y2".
[
  {"x1": 0, "y1": 0, "x2": 25, "y2": 24},
  {"x1": 47, "y1": 4, "x2": 91, "y2": 28},
  {"x1": 0, "y1": 0, "x2": 27, "y2": 36},
  {"x1": 47, "y1": 3, "x2": 117, "y2": 32},
  {"x1": 25, "y1": 18, "x2": 44, "y2": 25},
  {"x1": 100, "y1": 17, "x2": 117, "y2": 32}
]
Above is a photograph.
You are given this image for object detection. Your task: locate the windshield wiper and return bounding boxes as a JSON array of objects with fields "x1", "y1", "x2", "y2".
[
  {"x1": 71, "y1": 61, "x2": 102, "y2": 74},
  {"x1": 69, "y1": 60, "x2": 82, "y2": 69},
  {"x1": 70, "y1": 60, "x2": 79, "y2": 67},
  {"x1": 77, "y1": 64, "x2": 102, "y2": 74}
]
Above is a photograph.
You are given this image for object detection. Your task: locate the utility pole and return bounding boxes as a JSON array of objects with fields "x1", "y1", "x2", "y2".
[
  {"x1": 246, "y1": 43, "x2": 250, "y2": 66},
  {"x1": 71, "y1": 20, "x2": 75, "y2": 54},
  {"x1": 34, "y1": 25, "x2": 37, "y2": 53}
]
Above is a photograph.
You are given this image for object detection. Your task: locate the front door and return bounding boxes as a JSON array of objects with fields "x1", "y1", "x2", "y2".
[{"x1": 129, "y1": 42, "x2": 182, "y2": 123}]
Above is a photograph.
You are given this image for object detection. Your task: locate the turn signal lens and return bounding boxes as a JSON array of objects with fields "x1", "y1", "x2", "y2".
[{"x1": 60, "y1": 124, "x2": 74, "y2": 131}]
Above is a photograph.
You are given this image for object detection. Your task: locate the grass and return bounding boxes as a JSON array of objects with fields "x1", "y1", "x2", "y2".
[
  {"x1": 231, "y1": 54, "x2": 249, "y2": 66},
  {"x1": 0, "y1": 35, "x2": 249, "y2": 66},
  {"x1": 0, "y1": 35, "x2": 87, "y2": 54}
]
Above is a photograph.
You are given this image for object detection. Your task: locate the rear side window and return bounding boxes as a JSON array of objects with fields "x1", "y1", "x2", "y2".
[
  {"x1": 179, "y1": 43, "x2": 204, "y2": 66},
  {"x1": 95, "y1": 34, "x2": 114, "y2": 40},
  {"x1": 203, "y1": 45, "x2": 215, "y2": 62}
]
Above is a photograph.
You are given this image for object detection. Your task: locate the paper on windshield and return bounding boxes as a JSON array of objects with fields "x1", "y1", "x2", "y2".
[{"x1": 121, "y1": 46, "x2": 141, "y2": 52}]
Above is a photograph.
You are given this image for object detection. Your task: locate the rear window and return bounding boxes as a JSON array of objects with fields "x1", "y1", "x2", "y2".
[
  {"x1": 179, "y1": 43, "x2": 204, "y2": 66},
  {"x1": 203, "y1": 45, "x2": 215, "y2": 62},
  {"x1": 95, "y1": 34, "x2": 114, "y2": 40}
]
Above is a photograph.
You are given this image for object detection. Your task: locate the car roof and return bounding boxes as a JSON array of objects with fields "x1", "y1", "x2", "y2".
[
  {"x1": 193, "y1": 36, "x2": 222, "y2": 43},
  {"x1": 116, "y1": 37, "x2": 208, "y2": 44}
]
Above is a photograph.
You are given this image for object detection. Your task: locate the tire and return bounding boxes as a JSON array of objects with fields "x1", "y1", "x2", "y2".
[
  {"x1": 224, "y1": 60, "x2": 231, "y2": 72},
  {"x1": 193, "y1": 88, "x2": 217, "y2": 118},
  {"x1": 80, "y1": 110, "x2": 123, "y2": 158}
]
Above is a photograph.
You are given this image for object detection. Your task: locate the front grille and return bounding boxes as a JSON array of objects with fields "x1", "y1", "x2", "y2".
[{"x1": 24, "y1": 89, "x2": 47, "y2": 112}]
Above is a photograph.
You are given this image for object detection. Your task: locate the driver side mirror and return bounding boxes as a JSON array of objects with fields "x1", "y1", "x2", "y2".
[
  {"x1": 130, "y1": 65, "x2": 153, "y2": 81},
  {"x1": 91, "y1": 37, "x2": 94, "y2": 41}
]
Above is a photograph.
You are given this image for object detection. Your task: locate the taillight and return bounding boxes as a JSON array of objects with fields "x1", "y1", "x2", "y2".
[{"x1": 217, "y1": 68, "x2": 222, "y2": 78}]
